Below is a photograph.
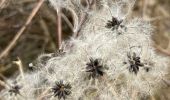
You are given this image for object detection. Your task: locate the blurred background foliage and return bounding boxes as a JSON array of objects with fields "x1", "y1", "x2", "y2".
[{"x1": 0, "y1": 0, "x2": 170, "y2": 99}]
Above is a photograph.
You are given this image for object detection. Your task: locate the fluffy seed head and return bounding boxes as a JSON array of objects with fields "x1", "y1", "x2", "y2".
[
  {"x1": 86, "y1": 58, "x2": 106, "y2": 79},
  {"x1": 52, "y1": 80, "x2": 72, "y2": 99}
]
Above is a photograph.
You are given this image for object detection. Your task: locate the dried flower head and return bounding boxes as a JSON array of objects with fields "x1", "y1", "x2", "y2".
[
  {"x1": 52, "y1": 80, "x2": 72, "y2": 99},
  {"x1": 105, "y1": 16, "x2": 123, "y2": 30},
  {"x1": 116, "y1": 45, "x2": 170, "y2": 95},
  {"x1": 124, "y1": 52, "x2": 144, "y2": 74},
  {"x1": 86, "y1": 58, "x2": 106, "y2": 79},
  {"x1": 8, "y1": 84, "x2": 21, "y2": 96}
]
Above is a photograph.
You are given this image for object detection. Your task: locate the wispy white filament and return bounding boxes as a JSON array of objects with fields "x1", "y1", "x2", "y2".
[{"x1": 0, "y1": 0, "x2": 169, "y2": 100}]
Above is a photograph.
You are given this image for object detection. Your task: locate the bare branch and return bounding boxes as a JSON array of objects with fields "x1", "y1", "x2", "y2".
[
  {"x1": 0, "y1": 0, "x2": 45, "y2": 59},
  {"x1": 56, "y1": 8, "x2": 62, "y2": 49}
]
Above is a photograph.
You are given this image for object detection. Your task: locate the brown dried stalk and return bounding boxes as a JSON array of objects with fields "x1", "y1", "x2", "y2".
[
  {"x1": 56, "y1": 8, "x2": 62, "y2": 49},
  {"x1": 13, "y1": 57, "x2": 25, "y2": 80},
  {"x1": 0, "y1": 0, "x2": 45, "y2": 59},
  {"x1": 154, "y1": 44, "x2": 170, "y2": 56}
]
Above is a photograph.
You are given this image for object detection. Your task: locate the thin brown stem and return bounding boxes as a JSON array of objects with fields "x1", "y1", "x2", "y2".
[
  {"x1": 0, "y1": 0, "x2": 8, "y2": 9},
  {"x1": 0, "y1": 0, "x2": 44, "y2": 59},
  {"x1": 61, "y1": 13, "x2": 73, "y2": 31},
  {"x1": 142, "y1": 0, "x2": 148, "y2": 19},
  {"x1": 13, "y1": 57, "x2": 25, "y2": 80},
  {"x1": 0, "y1": 73, "x2": 7, "y2": 80},
  {"x1": 0, "y1": 80, "x2": 10, "y2": 89},
  {"x1": 154, "y1": 44, "x2": 170, "y2": 56},
  {"x1": 39, "y1": 19, "x2": 56, "y2": 51},
  {"x1": 37, "y1": 88, "x2": 51, "y2": 100},
  {"x1": 131, "y1": 89, "x2": 138, "y2": 100},
  {"x1": 151, "y1": 95, "x2": 156, "y2": 100},
  {"x1": 56, "y1": 8, "x2": 62, "y2": 49}
]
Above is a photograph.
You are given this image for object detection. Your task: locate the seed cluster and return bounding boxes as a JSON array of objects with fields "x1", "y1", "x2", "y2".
[
  {"x1": 52, "y1": 80, "x2": 72, "y2": 99},
  {"x1": 124, "y1": 52, "x2": 144, "y2": 74},
  {"x1": 8, "y1": 85, "x2": 21, "y2": 96},
  {"x1": 86, "y1": 58, "x2": 105, "y2": 79},
  {"x1": 105, "y1": 17, "x2": 123, "y2": 30}
]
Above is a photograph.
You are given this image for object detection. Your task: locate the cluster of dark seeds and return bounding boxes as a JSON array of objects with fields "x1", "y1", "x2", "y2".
[
  {"x1": 105, "y1": 17, "x2": 123, "y2": 30},
  {"x1": 86, "y1": 58, "x2": 106, "y2": 79},
  {"x1": 124, "y1": 52, "x2": 149, "y2": 74},
  {"x1": 52, "y1": 80, "x2": 72, "y2": 100},
  {"x1": 127, "y1": 52, "x2": 144, "y2": 74},
  {"x1": 8, "y1": 85, "x2": 21, "y2": 96}
]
